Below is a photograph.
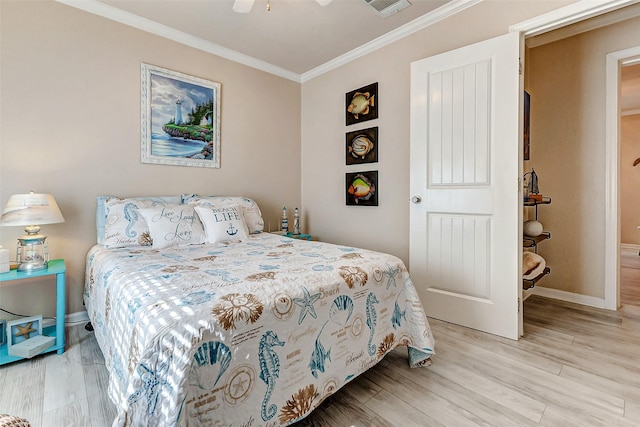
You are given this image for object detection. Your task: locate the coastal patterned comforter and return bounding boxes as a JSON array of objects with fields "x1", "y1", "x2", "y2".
[{"x1": 85, "y1": 233, "x2": 435, "y2": 426}]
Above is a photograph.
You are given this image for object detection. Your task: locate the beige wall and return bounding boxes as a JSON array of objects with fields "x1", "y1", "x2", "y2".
[
  {"x1": 621, "y1": 114, "x2": 640, "y2": 245},
  {"x1": 300, "y1": 0, "x2": 574, "y2": 267},
  {"x1": 0, "y1": 1, "x2": 301, "y2": 318},
  {"x1": 528, "y1": 15, "x2": 640, "y2": 298}
]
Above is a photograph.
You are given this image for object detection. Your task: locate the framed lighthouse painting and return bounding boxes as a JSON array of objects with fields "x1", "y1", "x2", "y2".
[{"x1": 141, "y1": 63, "x2": 221, "y2": 168}]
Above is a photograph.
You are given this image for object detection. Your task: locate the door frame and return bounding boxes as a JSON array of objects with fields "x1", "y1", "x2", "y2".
[
  {"x1": 605, "y1": 46, "x2": 640, "y2": 310},
  {"x1": 510, "y1": 0, "x2": 639, "y2": 311}
]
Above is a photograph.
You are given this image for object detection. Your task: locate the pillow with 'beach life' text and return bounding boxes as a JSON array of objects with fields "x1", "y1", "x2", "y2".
[
  {"x1": 138, "y1": 205, "x2": 206, "y2": 249},
  {"x1": 184, "y1": 195, "x2": 264, "y2": 234},
  {"x1": 194, "y1": 204, "x2": 249, "y2": 244}
]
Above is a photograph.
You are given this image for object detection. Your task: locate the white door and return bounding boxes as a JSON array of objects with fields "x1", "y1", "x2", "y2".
[{"x1": 410, "y1": 32, "x2": 522, "y2": 339}]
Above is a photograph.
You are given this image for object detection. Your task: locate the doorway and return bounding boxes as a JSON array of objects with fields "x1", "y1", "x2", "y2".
[{"x1": 619, "y1": 62, "x2": 640, "y2": 308}]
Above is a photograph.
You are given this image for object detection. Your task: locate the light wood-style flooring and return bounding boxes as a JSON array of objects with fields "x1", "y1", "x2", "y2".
[{"x1": 3, "y1": 252, "x2": 640, "y2": 426}]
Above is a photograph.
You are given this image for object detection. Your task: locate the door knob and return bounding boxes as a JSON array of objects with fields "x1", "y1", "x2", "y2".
[{"x1": 411, "y1": 196, "x2": 422, "y2": 204}]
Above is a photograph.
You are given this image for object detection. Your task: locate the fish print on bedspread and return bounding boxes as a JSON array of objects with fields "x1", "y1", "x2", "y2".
[{"x1": 309, "y1": 295, "x2": 354, "y2": 378}]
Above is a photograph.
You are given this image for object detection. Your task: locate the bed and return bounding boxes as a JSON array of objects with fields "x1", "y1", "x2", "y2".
[{"x1": 85, "y1": 195, "x2": 435, "y2": 426}]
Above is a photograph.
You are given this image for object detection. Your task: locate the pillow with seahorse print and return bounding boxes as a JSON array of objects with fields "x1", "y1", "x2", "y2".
[{"x1": 103, "y1": 198, "x2": 179, "y2": 249}]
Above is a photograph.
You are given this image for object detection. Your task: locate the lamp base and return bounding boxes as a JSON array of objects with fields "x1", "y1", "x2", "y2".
[
  {"x1": 17, "y1": 260, "x2": 48, "y2": 272},
  {"x1": 16, "y1": 232, "x2": 49, "y2": 272}
]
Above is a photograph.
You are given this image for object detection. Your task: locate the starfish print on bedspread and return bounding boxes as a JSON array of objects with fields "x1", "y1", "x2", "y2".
[
  {"x1": 128, "y1": 357, "x2": 171, "y2": 415},
  {"x1": 293, "y1": 287, "x2": 321, "y2": 324},
  {"x1": 384, "y1": 265, "x2": 400, "y2": 289}
]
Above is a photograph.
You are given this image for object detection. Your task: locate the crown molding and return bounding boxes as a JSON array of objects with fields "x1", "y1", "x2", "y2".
[
  {"x1": 55, "y1": 0, "x2": 479, "y2": 84},
  {"x1": 301, "y1": 0, "x2": 481, "y2": 82},
  {"x1": 54, "y1": 0, "x2": 302, "y2": 83}
]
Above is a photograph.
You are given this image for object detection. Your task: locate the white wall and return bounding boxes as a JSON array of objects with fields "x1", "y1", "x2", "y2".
[
  {"x1": 300, "y1": 0, "x2": 574, "y2": 268},
  {"x1": 528, "y1": 15, "x2": 640, "y2": 298},
  {"x1": 0, "y1": 1, "x2": 301, "y2": 317}
]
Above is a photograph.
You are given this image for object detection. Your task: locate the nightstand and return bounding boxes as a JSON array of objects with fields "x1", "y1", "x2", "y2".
[
  {"x1": 285, "y1": 232, "x2": 312, "y2": 241},
  {"x1": 0, "y1": 259, "x2": 66, "y2": 365}
]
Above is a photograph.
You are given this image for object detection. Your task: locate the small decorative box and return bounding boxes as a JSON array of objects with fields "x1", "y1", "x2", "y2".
[{"x1": 8, "y1": 335, "x2": 55, "y2": 358}]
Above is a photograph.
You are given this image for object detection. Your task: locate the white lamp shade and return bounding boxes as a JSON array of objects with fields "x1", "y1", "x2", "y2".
[
  {"x1": 0, "y1": 193, "x2": 65, "y2": 227},
  {"x1": 315, "y1": 0, "x2": 332, "y2": 5},
  {"x1": 233, "y1": 0, "x2": 254, "y2": 13}
]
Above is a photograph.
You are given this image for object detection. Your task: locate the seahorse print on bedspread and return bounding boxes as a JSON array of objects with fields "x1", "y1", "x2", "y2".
[
  {"x1": 366, "y1": 292, "x2": 379, "y2": 356},
  {"x1": 259, "y1": 330, "x2": 285, "y2": 421},
  {"x1": 123, "y1": 202, "x2": 139, "y2": 238}
]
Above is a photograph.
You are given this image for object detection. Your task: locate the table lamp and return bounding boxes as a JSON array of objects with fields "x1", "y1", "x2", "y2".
[{"x1": 0, "y1": 192, "x2": 65, "y2": 271}]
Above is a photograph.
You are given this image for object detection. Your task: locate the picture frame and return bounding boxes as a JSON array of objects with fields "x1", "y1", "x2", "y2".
[
  {"x1": 346, "y1": 171, "x2": 378, "y2": 206},
  {"x1": 345, "y1": 82, "x2": 378, "y2": 126},
  {"x1": 7, "y1": 315, "x2": 42, "y2": 348},
  {"x1": 346, "y1": 127, "x2": 378, "y2": 165},
  {"x1": 141, "y1": 63, "x2": 221, "y2": 168},
  {"x1": 0, "y1": 319, "x2": 6, "y2": 346}
]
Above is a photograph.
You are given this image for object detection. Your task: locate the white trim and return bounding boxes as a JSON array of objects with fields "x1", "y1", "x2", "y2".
[
  {"x1": 54, "y1": 0, "x2": 301, "y2": 83},
  {"x1": 300, "y1": 0, "x2": 481, "y2": 82},
  {"x1": 65, "y1": 310, "x2": 90, "y2": 326},
  {"x1": 41, "y1": 310, "x2": 90, "y2": 328},
  {"x1": 524, "y1": 2, "x2": 640, "y2": 48},
  {"x1": 605, "y1": 46, "x2": 640, "y2": 310},
  {"x1": 510, "y1": 0, "x2": 640, "y2": 37},
  {"x1": 530, "y1": 286, "x2": 607, "y2": 309},
  {"x1": 54, "y1": 0, "x2": 479, "y2": 83},
  {"x1": 621, "y1": 243, "x2": 640, "y2": 251}
]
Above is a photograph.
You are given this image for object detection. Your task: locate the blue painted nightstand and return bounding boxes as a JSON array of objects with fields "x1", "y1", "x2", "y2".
[
  {"x1": 285, "y1": 232, "x2": 312, "y2": 241},
  {"x1": 0, "y1": 259, "x2": 66, "y2": 365}
]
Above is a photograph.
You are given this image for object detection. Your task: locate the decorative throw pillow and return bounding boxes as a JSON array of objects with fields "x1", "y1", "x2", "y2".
[
  {"x1": 96, "y1": 195, "x2": 181, "y2": 245},
  {"x1": 184, "y1": 195, "x2": 264, "y2": 234},
  {"x1": 138, "y1": 205, "x2": 206, "y2": 249},
  {"x1": 194, "y1": 205, "x2": 249, "y2": 244},
  {"x1": 103, "y1": 198, "x2": 179, "y2": 249}
]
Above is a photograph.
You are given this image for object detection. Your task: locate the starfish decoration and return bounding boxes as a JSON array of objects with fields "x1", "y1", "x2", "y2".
[
  {"x1": 232, "y1": 375, "x2": 248, "y2": 395},
  {"x1": 127, "y1": 357, "x2": 171, "y2": 415},
  {"x1": 384, "y1": 265, "x2": 400, "y2": 289},
  {"x1": 16, "y1": 322, "x2": 36, "y2": 340},
  {"x1": 293, "y1": 287, "x2": 321, "y2": 325}
]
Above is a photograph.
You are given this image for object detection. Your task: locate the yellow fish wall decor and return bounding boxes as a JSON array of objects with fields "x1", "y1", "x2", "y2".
[{"x1": 345, "y1": 82, "x2": 379, "y2": 126}]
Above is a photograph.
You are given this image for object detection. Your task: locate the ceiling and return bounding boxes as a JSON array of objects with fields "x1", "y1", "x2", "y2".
[{"x1": 59, "y1": 0, "x2": 464, "y2": 81}]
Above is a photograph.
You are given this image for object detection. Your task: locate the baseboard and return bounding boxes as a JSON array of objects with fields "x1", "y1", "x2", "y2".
[
  {"x1": 529, "y1": 286, "x2": 608, "y2": 309},
  {"x1": 42, "y1": 310, "x2": 89, "y2": 328},
  {"x1": 621, "y1": 243, "x2": 640, "y2": 251}
]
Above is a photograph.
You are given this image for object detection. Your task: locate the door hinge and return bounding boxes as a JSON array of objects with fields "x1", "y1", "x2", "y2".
[{"x1": 519, "y1": 58, "x2": 523, "y2": 75}]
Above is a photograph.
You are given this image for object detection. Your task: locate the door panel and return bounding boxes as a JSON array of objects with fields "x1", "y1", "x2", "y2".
[{"x1": 410, "y1": 31, "x2": 521, "y2": 339}]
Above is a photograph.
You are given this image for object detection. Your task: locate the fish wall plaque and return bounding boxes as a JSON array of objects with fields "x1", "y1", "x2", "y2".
[
  {"x1": 345, "y1": 82, "x2": 378, "y2": 126},
  {"x1": 345, "y1": 127, "x2": 378, "y2": 165},
  {"x1": 346, "y1": 171, "x2": 378, "y2": 206}
]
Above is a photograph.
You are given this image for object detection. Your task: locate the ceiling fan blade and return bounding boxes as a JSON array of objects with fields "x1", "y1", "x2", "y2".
[
  {"x1": 233, "y1": 0, "x2": 255, "y2": 13},
  {"x1": 314, "y1": 0, "x2": 333, "y2": 5}
]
